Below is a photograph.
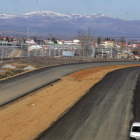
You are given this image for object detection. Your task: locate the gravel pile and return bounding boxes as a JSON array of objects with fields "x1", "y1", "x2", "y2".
[
  {"x1": 23, "y1": 65, "x2": 35, "y2": 70},
  {"x1": 1, "y1": 64, "x2": 16, "y2": 69}
]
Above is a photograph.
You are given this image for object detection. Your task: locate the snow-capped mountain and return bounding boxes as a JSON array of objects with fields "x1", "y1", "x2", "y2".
[
  {"x1": 0, "y1": 11, "x2": 109, "y2": 19},
  {"x1": 0, "y1": 11, "x2": 140, "y2": 38},
  {"x1": 0, "y1": 13, "x2": 17, "y2": 19}
]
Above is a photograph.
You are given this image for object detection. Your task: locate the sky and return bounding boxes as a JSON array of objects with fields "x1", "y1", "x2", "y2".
[{"x1": 0, "y1": 0, "x2": 140, "y2": 20}]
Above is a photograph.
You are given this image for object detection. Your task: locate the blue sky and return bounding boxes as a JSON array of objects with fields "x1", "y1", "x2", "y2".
[{"x1": 0, "y1": 0, "x2": 140, "y2": 20}]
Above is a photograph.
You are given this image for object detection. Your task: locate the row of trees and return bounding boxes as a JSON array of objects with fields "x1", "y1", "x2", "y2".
[
  {"x1": 97, "y1": 37, "x2": 126, "y2": 45},
  {"x1": 97, "y1": 37, "x2": 115, "y2": 45},
  {"x1": 105, "y1": 37, "x2": 114, "y2": 41},
  {"x1": 6, "y1": 36, "x2": 13, "y2": 42},
  {"x1": 33, "y1": 36, "x2": 57, "y2": 44}
]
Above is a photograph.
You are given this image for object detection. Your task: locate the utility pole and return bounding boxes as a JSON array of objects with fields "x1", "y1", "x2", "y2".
[
  {"x1": 21, "y1": 43, "x2": 23, "y2": 59},
  {"x1": 50, "y1": 33, "x2": 52, "y2": 40},
  {"x1": 126, "y1": 39, "x2": 128, "y2": 51},
  {"x1": 6, "y1": 43, "x2": 7, "y2": 58},
  {"x1": 86, "y1": 27, "x2": 92, "y2": 61},
  {"x1": 1, "y1": 43, "x2": 3, "y2": 61},
  {"x1": 28, "y1": 27, "x2": 30, "y2": 57},
  {"x1": 78, "y1": 29, "x2": 85, "y2": 56}
]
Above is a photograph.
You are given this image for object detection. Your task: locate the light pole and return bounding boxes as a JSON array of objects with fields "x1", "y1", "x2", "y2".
[{"x1": 27, "y1": 27, "x2": 30, "y2": 57}]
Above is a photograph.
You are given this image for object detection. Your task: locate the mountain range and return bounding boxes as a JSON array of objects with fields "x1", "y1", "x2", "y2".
[{"x1": 0, "y1": 11, "x2": 140, "y2": 38}]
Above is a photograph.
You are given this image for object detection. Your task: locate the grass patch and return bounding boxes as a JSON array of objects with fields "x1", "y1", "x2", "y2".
[{"x1": 0, "y1": 69, "x2": 24, "y2": 79}]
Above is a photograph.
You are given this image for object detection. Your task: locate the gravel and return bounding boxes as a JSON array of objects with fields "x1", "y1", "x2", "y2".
[
  {"x1": 1, "y1": 64, "x2": 16, "y2": 69},
  {"x1": 23, "y1": 65, "x2": 35, "y2": 70}
]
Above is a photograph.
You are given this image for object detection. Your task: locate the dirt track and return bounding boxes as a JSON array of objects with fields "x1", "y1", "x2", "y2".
[
  {"x1": 0, "y1": 64, "x2": 140, "y2": 140},
  {"x1": 38, "y1": 66, "x2": 140, "y2": 140}
]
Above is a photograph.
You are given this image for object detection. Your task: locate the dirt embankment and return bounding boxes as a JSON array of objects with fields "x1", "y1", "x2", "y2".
[
  {"x1": 0, "y1": 56, "x2": 138, "y2": 80},
  {"x1": 0, "y1": 64, "x2": 140, "y2": 140},
  {"x1": 1, "y1": 56, "x2": 138, "y2": 68},
  {"x1": 132, "y1": 74, "x2": 140, "y2": 122}
]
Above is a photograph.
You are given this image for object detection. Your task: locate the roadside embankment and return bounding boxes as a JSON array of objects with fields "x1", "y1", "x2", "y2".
[
  {"x1": 0, "y1": 64, "x2": 140, "y2": 140},
  {"x1": 132, "y1": 74, "x2": 140, "y2": 123},
  {"x1": 0, "y1": 56, "x2": 138, "y2": 68},
  {"x1": 0, "y1": 56, "x2": 138, "y2": 80}
]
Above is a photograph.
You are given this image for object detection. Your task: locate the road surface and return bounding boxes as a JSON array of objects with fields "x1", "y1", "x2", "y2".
[
  {"x1": 37, "y1": 66, "x2": 140, "y2": 140},
  {"x1": 0, "y1": 61, "x2": 140, "y2": 107}
]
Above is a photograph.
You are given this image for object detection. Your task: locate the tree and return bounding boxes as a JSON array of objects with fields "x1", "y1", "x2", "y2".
[
  {"x1": 52, "y1": 37, "x2": 55, "y2": 42},
  {"x1": 39, "y1": 36, "x2": 43, "y2": 40},
  {"x1": 11, "y1": 37, "x2": 13, "y2": 42},
  {"x1": 105, "y1": 37, "x2": 109, "y2": 41},
  {"x1": 52, "y1": 37, "x2": 57, "y2": 44},
  {"x1": 97, "y1": 37, "x2": 101, "y2": 45},
  {"x1": 6, "y1": 36, "x2": 10, "y2": 42},
  {"x1": 120, "y1": 37, "x2": 125, "y2": 44},
  {"x1": 24, "y1": 39, "x2": 26, "y2": 44},
  {"x1": 33, "y1": 37, "x2": 37, "y2": 41}
]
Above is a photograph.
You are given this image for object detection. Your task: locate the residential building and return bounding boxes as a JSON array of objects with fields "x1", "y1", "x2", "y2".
[
  {"x1": 130, "y1": 43, "x2": 140, "y2": 48},
  {"x1": 64, "y1": 40, "x2": 73, "y2": 45},
  {"x1": 102, "y1": 40, "x2": 115, "y2": 48}
]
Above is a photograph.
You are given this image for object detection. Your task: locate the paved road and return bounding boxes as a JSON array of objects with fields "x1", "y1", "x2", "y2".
[
  {"x1": 0, "y1": 61, "x2": 140, "y2": 107},
  {"x1": 37, "y1": 66, "x2": 140, "y2": 140}
]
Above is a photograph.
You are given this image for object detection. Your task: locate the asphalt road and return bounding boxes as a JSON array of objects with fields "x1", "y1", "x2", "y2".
[
  {"x1": 0, "y1": 61, "x2": 140, "y2": 107},
  {"x1": 37, "y1": 66, "x2": 140, "y2": 140}
]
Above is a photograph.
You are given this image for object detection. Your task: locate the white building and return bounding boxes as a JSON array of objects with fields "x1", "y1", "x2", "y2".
[
  {"x1": 26, "y1": 39, "x2": 36, "y2": 45},
  {"x1": 73, "y1": 39, "x2": 80, "y2": 45},
  {"x1": 57, "y1": 40, "x2": 63, "y2": 45},
  {"x1": 102, "y1": 41, "x2": 115, "y2": 48},
  {"x1": 64, "y1": 39, "x2": 80, "y2": 45},
  {"x1": 64, "y1": 40, "x2": 73, "y2": 45},
  {"x1": 28, "y1": 45, "x2": 42, "y2": 51}
]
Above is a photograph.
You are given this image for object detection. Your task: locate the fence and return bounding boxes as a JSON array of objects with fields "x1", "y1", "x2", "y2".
[{"x1": 0, "y1": 42, "x2": 122, "y2": 61}]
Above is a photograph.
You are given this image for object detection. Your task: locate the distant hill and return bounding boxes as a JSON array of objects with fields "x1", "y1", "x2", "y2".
[{"x1": 0, "y1": 11, "x2": 140, "y2": 38}]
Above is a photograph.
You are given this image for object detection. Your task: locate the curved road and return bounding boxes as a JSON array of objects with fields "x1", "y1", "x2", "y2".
[
  {"x1": 0, "y1": 61, "x2": 140, "y2": 107},
  {"x1": 37, "y1": 66, "x2": 140, "y2": 140}
]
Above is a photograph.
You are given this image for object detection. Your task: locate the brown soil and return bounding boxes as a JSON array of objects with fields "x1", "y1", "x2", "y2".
[
  {"x1": 12, "y1": 62, "x2": 28, "y2": 67},
  {"x1": 0, "y1": 61, "x2": 36, "y2": 80},
  {"x1": 0, "y1": 64, "x2": 140, "y2": 140}
]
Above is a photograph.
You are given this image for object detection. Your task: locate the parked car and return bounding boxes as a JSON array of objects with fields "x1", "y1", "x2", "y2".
[{"x1": 130, "y1": 122, "x2": 140, "y2": 140}]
